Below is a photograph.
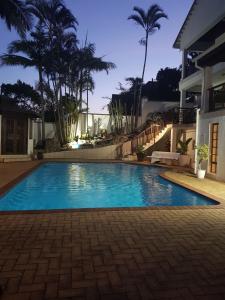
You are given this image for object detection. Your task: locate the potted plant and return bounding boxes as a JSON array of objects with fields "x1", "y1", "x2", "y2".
[
  {"x1": 177, "y1": 138, "x2": 192, "y2": 167},
  {"x1": 136, "y1": 145, "x2": 146, "y2": 161},
  {"x1": 34, "y1": 140, "x2": 45, "y2": 160},
  {"x1": 196, "y1": 144, "x2": 209, "y2": 179}
]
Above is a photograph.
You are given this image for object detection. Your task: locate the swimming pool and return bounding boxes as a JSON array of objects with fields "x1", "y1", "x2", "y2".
[{"x1": 0, "y1": 163, "x2": 217, "y2": 211}]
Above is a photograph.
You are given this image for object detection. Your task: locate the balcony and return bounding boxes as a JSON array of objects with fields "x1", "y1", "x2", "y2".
[
  {"x1": 209, "y1": 82, "x2": 225, "y2": 112},
  {"x1": 184, "y1": 61, "x2": 199, "y2": 78},
  {"x1": 160, "y1": 107, "x2": 196, "y2": 125}
]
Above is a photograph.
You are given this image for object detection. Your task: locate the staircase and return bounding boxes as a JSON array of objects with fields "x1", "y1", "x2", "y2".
[
  {"x1": 143, "y1": 124, "x2": 172, "y2": 151},
  {"x1": 121, "y1": 123, "x2": 172, "y2": 160}
]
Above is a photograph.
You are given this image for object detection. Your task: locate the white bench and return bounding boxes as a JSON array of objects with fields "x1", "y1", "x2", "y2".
[{"x1": 147, "y1": 151, "x2": 180, "y2": 165}]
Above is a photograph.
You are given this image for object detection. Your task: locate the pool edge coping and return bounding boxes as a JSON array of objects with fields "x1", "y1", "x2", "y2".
[{"x1": 159, "y1": 172, "x2": 222, "y2": 207}]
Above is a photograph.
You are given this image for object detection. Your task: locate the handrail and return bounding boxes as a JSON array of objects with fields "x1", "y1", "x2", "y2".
[
  {"x1": 117, "y1": 121, "x2": 169, "y2": 159},
  {"x1": 131, "y1": 122, "x2": 165, "y2": 153}
]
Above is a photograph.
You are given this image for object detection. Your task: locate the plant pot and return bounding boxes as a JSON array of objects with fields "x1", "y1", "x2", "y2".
[
  {"x1": 136, "y1": 152, "x2": 145, "y2": 162},
  {"x1": 37, "y1": 151, "x2": 43, "y2": 160},
  {"x1": 179, "y1": 155, "x2": 190, "y2": 167},
  {"x1": 197, "y1": 169, "x2": 206, "y2": 179}
]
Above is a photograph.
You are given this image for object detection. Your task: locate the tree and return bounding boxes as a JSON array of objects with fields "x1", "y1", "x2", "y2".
[
  {"x1": 0, "y1": 0, "x2": 32, "y2": 37},
  {"x1": 156, "y1": 67, "x2": 181, "y2": 92},
  {"x1": 125, "y1": 77, "x2": 142, "y2": 130},
  {"x1": 63, "y1": 97, "x2": 86, "y2": 141},
  {"x1": 27, "y1": 0, "x2": 78, "y2": 144},
  {"x1": 77, "y1": 42, "x2": 115, "y2": 133},
  {"x1": 143, "y1": 67, "x2": 181, "y2": 101},
  {"x1": 1, "y1": 80, "x2": 40, "y2": 112},
  {"x1": 0, "y1": 27, "x2": 49, "y2": 140},
  {"x1": 128, "y1": 4, "x2": 167, "y2": 127},
  {"x1": 1, "y1": 0, "x2": 115, "y2": 146}
]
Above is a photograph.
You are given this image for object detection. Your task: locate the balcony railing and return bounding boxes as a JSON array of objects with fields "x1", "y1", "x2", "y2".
[
  {"x1": 179, "y1": 108, "x2": 196, "y2": 124},
  {"x1": 209, "y1": 83, "x2": 225, "y2": 112},
  {"x1": 160, "y1": 107, "x2": 196, "y2": 125},
  {"x1": 184, "y1": 62, "x2": 198, "y2": 78}
]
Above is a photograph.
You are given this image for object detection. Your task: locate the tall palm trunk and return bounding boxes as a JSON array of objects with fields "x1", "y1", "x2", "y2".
[
  {"x1": 79, "y1": 71, "x2": 83, "y2": 110},
  {"x1": 51, "y1": 75, "x2": 63, "y2": 145},
  {"x1": 135, "y1": 32, "x2": 149, "y2": 128},
  {"x1": 38, "y1": 66, "x2": 45, "y2": 142},
  {"x1": 59, "y1": 83, "x2": 66, "y2": 144},
  {"x1": 86, "y1": 70, "x2": 89, "y2": 134},
  {"x1": 132, "y1": 83, "x2": 137, "y2": 131}
]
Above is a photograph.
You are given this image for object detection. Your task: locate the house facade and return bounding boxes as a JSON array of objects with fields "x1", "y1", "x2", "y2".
[
  {"x1": 0, "y1": 97, "x2": 34, "y2": 160},
  {"x1": 174, "y1": 0, "x2": 225, "y2": 181}
]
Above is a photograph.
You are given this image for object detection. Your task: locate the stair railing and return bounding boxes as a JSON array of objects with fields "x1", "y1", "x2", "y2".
[{"x1": 131, "y1": 122, "x2": 164, "y2": 153}]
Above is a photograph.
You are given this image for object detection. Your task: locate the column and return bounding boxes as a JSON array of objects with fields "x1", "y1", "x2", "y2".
[
  {"x1": 201, "y1": 67, "x2": 212, "y2": 113},
  {"x1": 181, "y1": 50, "x2": 188, "y2": 80}
]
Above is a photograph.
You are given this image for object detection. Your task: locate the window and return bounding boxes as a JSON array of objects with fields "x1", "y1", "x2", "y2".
[
  {"x1": 208, "y1": 83, "x2": 225, "y2": 112},
  {"x1": 210, "y1": 123, "x2": 219, "y2": 174}
]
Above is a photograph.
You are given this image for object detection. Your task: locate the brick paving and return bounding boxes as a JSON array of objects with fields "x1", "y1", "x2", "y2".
[
  {"x1": 1, "y1": 209, "x2": 225, "y2": 299},
  {"x1": 1, "y1": 161, "x2": 225, "y2": 299}
]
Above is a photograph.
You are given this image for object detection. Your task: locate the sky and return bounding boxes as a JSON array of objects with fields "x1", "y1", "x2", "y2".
[{"x1": 0, "y1": 0, "x2": 193, "y2": 113}]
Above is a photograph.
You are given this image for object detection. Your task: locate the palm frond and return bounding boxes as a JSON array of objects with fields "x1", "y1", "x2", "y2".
[
  {"x1": 128, "y1": 14, "x2": 145, "y2": 28},
  {"x1": 7, "y1": 39, "x2": 34, "y2": 55},
  {"x1": 0, "y1": 0, "x2": 32, "y2": 37},
  {"x1": 0, "y1": 54, "x2": 34, "y2": 67},
  {"x1": 146, "y1": 5, "x2": 168, "y2": 33},
  {"x1": 133, "y1": 6, "x2": 146, "y2": 23},
  {"x1": 139, "y1": 37, "x2": 146, "y2": 46},
  {"x1": 147, "y1": 4, "x2": 162, "y2": 20}
]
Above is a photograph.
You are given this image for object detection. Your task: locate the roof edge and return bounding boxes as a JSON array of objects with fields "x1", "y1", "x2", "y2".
[{"x1": 173, "y1": 0, "x2": 198, "y2": 49}]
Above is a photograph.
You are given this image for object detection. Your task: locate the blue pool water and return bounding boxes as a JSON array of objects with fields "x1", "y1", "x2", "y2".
[{"x1": 0, "y1": 163, "x2": 216, "y2": 211}]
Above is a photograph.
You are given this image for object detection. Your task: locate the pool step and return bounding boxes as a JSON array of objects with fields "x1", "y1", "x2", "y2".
[{"x1": 0, "y1": 155, "x2": 32, "y2": 163}]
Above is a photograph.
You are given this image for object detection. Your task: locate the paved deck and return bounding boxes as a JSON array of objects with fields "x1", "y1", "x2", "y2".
[
  {"x1": 1, "y1": 162, "x2": 225, "y2": 299},
  {"x1": 0, "y1": 161, "x2": 41, "y2": 192}
]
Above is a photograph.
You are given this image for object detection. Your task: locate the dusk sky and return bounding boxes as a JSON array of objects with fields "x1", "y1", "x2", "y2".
[{"x1": 0, "y1": 0, "x2": 193, "y2": 113}]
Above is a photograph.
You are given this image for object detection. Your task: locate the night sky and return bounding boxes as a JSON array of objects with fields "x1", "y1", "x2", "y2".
[{"x1": 0, "y1": 0, "x2": 193, "y2": 113}]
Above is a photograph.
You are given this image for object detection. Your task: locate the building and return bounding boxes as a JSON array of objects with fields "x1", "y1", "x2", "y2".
[
  {"x1": 0, "y1": 97, "x2": 34, "y2": 160},
  {"x1": 174, "y1": 0, "x2": 225, "y2": 180}
]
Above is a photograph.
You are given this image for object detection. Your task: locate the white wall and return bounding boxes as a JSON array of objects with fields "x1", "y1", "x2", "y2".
[
  {"x1": 33, "y1": 120, "x2": 58, "y2": 144},
  {"x1": 170, "y1": 124, "x2": 196, "y2": 168},
  {"x1": 44, "y1": 144, "x2": 120, "y2": 160},
  {"x1": 199, "y1": 110, "x2": 225, "y2": 181},
  {"x1": 33, "y1": 113, "x2": 111, "y2": 145},
  {"x1": 27, "y1": 118, "x2": 33, "y2": 155},
  {"x1": 142, "y1": 99, "x2": 179, "y2": 123},
  {"x1": 179, "y1": 0, "x2": 225, "y2": 50},
  {"x1": 79, "y1": 113, "x2": 111, "y2": 136}
]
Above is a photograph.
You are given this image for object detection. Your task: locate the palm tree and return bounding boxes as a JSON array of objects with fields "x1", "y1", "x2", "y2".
[
  {"x1": 85, "y1": 54, "x2": 115, "y2": 133},
  {"x1": 27, "y1": 0, "x2": 78, "y2": 34},
  {"x1": 27, "y1": 0, "x2": 78, "y2": 144},
  {"x1": 0, "y1": 27, "x2": 48, "y2": 140},
  {"x1": 125, "y1": 77, "x2": 142, "y2": 131},
  {"x1": 64, "y1": 97, "x2": 86, "y2": 140},
  {"x1": 73, "y1": 43, "x2": 115, "y2": 133},
  {"x1": 128, "y1": 5, "x2": 167, "y2": 127},
  {"x1": 0, "y1": 0, "x2": 32, "y2": 37}
]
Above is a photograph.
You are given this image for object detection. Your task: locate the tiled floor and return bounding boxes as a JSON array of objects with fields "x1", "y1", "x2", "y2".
[{"x1": 1, "y1": 161, "x2": 225, "y2": 299}]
